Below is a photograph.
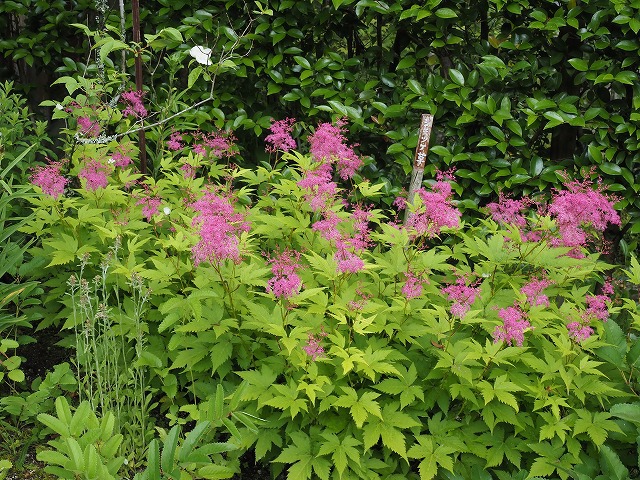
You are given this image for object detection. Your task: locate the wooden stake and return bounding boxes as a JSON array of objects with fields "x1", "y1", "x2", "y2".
[
  {"x1": 404, "y1": 114, "x2": 434, "y2": 223},
  {"x1": 132, "y1": 0, "x2": 147, "y2": 174}
]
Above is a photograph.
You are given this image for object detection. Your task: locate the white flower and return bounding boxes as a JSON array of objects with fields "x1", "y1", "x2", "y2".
[
  {"x1": 107, "y1": 157, "x2": 116, "y2": 164},
  {"x1": 55, "y1": 103, "x2": 64, "y2": 110},
  {"x1": 163, "y1": 207, "x2": 171, "y2": 215},
  {"x1": 189, "y1": 46, "x2": 212, "y2": 66}
]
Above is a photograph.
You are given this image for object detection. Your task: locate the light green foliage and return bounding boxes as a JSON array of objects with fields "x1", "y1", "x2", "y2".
[
  {"x1": 36, "y1": 397, "x2": 125, "y2": 479},
  {"x1": 19, "y1": 126, "x2": 640, "y2": 478}
]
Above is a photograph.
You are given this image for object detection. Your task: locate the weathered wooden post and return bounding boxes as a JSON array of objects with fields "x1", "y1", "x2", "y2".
[
  {"x1": 132, "y1": 0, "x2": 147, "y2": 174},
  {"x1": 404, "y1": 114, "x2": 434, "y2": 223}
]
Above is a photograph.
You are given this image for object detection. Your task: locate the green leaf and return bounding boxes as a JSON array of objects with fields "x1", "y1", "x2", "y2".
[
  {"x1": 568, "y1": 58, "x2": 589, "y2": 71},
  {"x1": 179, "y1": 421, "x2": 210, "y2": 462},
  {"x1": 396, "y1": 56, "x2": 416, "y2": 70},
  {"x1": 449, "y1": 69, "x2": 465, "y2": 86},
  {"x1": 599, "y1": 445, "x2": 629, "y2": 480},
  {"x1": 188, "y1": 66, "x2": 203, "y2": 88},
  {"x1": 161, "y1": 425, "x2": 180, "y2": 474},
  {"x1": 435, "y1": 8, "x2": 457, "y2": 18}
]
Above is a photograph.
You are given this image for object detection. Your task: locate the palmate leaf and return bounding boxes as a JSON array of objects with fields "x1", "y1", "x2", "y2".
[{"x1": 408, "y1": 435, "x2": 456, "y2": 480}]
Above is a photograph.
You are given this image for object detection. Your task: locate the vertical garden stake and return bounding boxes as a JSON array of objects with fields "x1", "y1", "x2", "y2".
[
  {"x1": 404, "y1": 114, "x2": 434, "y2": 223},
  {"x1": 132, "y1": 0, "x2": 147, "y2": 174}
]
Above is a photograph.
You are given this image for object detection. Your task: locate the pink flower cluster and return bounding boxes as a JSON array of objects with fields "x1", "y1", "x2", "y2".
[
  {"x1": 521, "y1": 277, "x2": 552, "y2": 307},
  {"x1": 136, "y1": 195, "x2": 162, "y2": 220},
  {"x1": 297, "y1": 120, "x2": 362, "y2": 211},
  {"x1": 405, "y1": 181, "x2": 461, "y2": 238},
  {"x1": 121, "y1": 90, "x2": 147, "y2": 119},
  {"x1": 348, "y1": 287, "x2": 372, "y2": 311},
  {"x1": 303, "y1": 329, "x2": 328, "y2": 361},
  {"x1": 77, "y1": 116, "x2": 100, "y2": 137},
  {"x1": 265, "y1": 118, "x2": 296, "y2": 153},
  {"x1": 31, "y1": 161, "x2": 67, "y2": 199},
  {"x1": 402, "y1": 270, "x2": 428, "y2": 300},
  {"x1": 567, "y1": 287, "x2": 611, "y2": 343},
  {"x1": 191, "y1": 190, "x2": 250, "y2": 266},
  {"x1": 166, "y1": 130, "x2": 236, "y2": 159},
  {"x1": 548, "y1": 180, "x2": 620, "y2": 257},
  {"x1": 493, "y1": 305, "x2": 531, "y2": 346},
  {"x1": 78, "y1": 159, "x2": 110, "y2": 191},
  {"x1": 441, "y1": 275, "x2": 480, "y2": 318},
  {"x1": 308, "y1": 119, "x2": 362, "y2": 180},
  {"x1": 312, "y1": 206, "x2": 371, "y2": 275},
  {"x1": 487, "y1": 194, "x2": 529, "y2": 229},
  {"x1": 167, "y1": 132, "x2": 184, "y2": 151},
  {"x1": 266, "y1": 249, "x2": 303, "y2": 299}
]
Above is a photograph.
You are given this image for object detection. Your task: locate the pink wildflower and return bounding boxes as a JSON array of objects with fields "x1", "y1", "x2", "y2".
[
  {"x1": 136, "y1": 196, "x2": 161, "y2": 220},
  {"x1": 521, "y1": 277, "x2": 552, "y2": 307},
  {"x1": 493, "y1": 306, "x2": 530, "y2": 346},
  {"x1": 30, "y1": 161, "x2": 67, "y2": 199},
  {"x1": 548, "y1": 180, "x2": 620, "y2": 256},
  {"x1": 567, "y1": 321, "x2": 594, "y2": 342},
  {"x1": 402, "y1": 271, "x2": 428, "y2": 300},
  {"x1": 167, "y1": 132, "x2": 184, "y2": 151},
  {"x1": 303, "y1": 330, "x2": 328, "y2": 360},
  {"x1": 348, "y1": 287, "x2": 372, "y2": 311},
  {"x1": 180, "y1": 164, "x2": 196, "y2": 179},
  {"x1": 583, "y1": 294, "x2": 610, "y2": 322},
  {"x1": 266, "y1": 249, "x2": 303, "y2": 299},
  {"x1": 265, "y1": 118, "x2": 297, "y2": 153},
  {"x1": 111, "y1": 145, "x2": 133, "y2": 168},
  {"x1": 121, "y1": 90, "x2": 147, "y2": 118},
  {"x1": 298, "y1": 161, "x2": 337, "y2": 212},
  {"x1": 193, "y1": 144, "x2": 207, "y2": 156},
  {"x1": 487, "y1": 193, "x2": 529, "y2": 229},
  {"x1": 77, "y1": 116, "x2": 100, "y2": 137},
  {"x1": 308, "y1": 120, "x2": 362, "y2": 180},
  {"x1": 78, "y1": 159, "x2": 110, "y2": 191},
  {"x1": 405, "y1": 181, "x2": 461, "y2": 238},
  {"x1": 441, "y1": 275, "x2": 480, "y2": 318},
  {"x1": 191, "y1": 190, "x2": 250, "y2": 266},
  {"x1": 196, "y1": 130, "x2": 236, "y2": 158},
  {"x1": 335, "y1": 247, "x2": 364, "y2": 274}
]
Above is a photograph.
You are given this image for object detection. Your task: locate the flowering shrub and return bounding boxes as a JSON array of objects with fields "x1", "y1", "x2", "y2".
[{"x1": 18, "y1": 110, "x2": 640, "y2": 479}]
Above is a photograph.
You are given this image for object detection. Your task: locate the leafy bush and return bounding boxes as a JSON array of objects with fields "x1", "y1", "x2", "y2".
[{"x1": 18, "y1": 102, "x2": 640, "y2": 478}]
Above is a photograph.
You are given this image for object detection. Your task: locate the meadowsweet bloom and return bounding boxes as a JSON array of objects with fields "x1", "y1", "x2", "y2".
[
  {"x1": 548, "y1": 180, "x2": 620, "y2": 256},
  {"x1": 265, "y1": 118, "x2": 296, "y2": 153},
  {"x1": 521, "y1": 277, "x2": 552, "y2": 307},
  {"x1": 111, "y1": 146, "x2": 133, "y2": 168},
  {"x1": 567, "y1": 321, "x2": 594, "y2": 342},
  {"x1": 493, "y1": 306, "x2": 530, "y2": 346},
  {"x1": 441, "y1": 275, "x2": 480, "y2": 318},
  {"x1": 402, "y1": 270, "x2": 428, "y2": 300},
  {"x1": 180, "y1": 163, "x2": 196, "y2": 179},
  {"x1": 487, "y1": 194, "x2": 529, "y2": 229},
  {"x1": 298, "y1": 161, "x2": 337, "y2": 211},
  {"x1": 191, "y1": 190, "x2": 250, "y2": 266},
  {"x1": 121, "y1": 90, "x2": 147, "y2": 118},
  {"x1": 196, "y1": 130, "x2": 237, "y2": 158},
  {"x1": 266, "y1": 249, "x2": 303, "y2": 299},
  {"x1": 303, "y1": 330, "x2": 328, "y2": 361},
  {"x1": 334, "y1": 247, "x2": 364, "y2": 274},
  {"x1": 308, "y1": 119, "x2": 362, "y2": 180},
  {"x1": 78, "y1": 159, "x2": 110, "y2": 191},
  {"x1": 583, "y1": 294, "x2": 610, "y2": 322},
  {"x1": 405, "y1": 181, "x2": 461, "y2": 238},
  {"x1": 348, "y1": 287, "x2": 372, "y2": 311},
  {"x1": 167, "y1": 132, "x2": 184, "y2": 151},
  {"x1": 136, "y1": 196, "x2": 161, "y2": 220},
  {"x1": 77, "y1": 116, "x2": 100, "y2": 137},
  {"x1": 31, "y1": 160, "x2": 67, "y2": 199},
  {"x1": 190, "y1": 45, "x2": 212, "y2": 65}
]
